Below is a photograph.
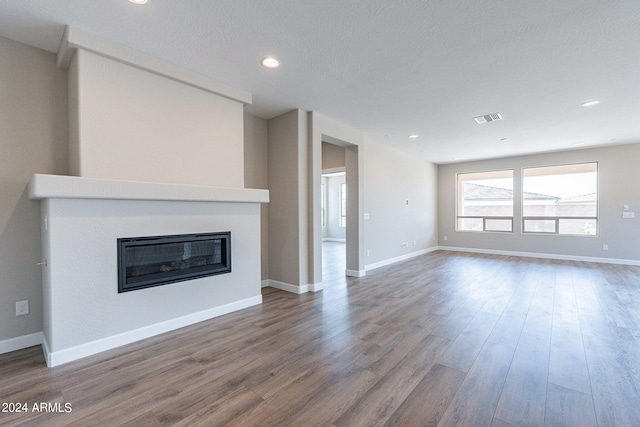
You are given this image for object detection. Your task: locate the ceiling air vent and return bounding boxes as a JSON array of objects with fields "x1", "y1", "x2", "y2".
[{"x1": 474, "y1": 113, "x2": 503, "y2": 124}]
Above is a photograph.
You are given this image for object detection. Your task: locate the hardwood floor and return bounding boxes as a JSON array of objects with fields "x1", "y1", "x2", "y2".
[
  {"x1": 322, "y1": 241, "x2": 347, "y2": 284},
  {"x1": 1, "y1": 250, "x2": 640, "y2": 426}
]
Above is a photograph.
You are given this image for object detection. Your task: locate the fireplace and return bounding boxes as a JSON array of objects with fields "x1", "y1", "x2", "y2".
[{"x1": 117, "y1": 232, "x2": 231, "y2": 293}]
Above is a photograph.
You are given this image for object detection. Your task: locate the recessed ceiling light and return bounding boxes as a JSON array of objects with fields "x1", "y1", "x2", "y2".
[
  {"x1": 408, "y1": 134, "x2": 419, "y2": 139},
  {"x1": 261, "y1": 57, "x2": 280, "y2": 69},
  {"x1": 453, "y1": 157, "x2": 461, "y2": 161},
  {"x1": 128, "y1": 0, "x2": 148, "y2": 4},
  {"x1": 574, "y1": 142, "x2": 585, "y2": 146},
  {"x1": 500, "y1": 138, "x2": 509, "y2": 142},
  {"x1": 581, "y1": 100, "x2": 600, "y2": 107}
]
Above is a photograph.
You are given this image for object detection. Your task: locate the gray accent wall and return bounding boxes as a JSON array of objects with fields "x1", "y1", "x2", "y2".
[
  {"x1": 0, "y1": 37, "x2": 68, "y2": 342},
  {"x1": 438, "y1": 143, "x2": 640, "y2": 262},
  {"x1": 322, "y1": 141, "x2": 346, "y2": 170},
  {"x1": 267, "y1": 110, "x2": 308, "y2": 287}
]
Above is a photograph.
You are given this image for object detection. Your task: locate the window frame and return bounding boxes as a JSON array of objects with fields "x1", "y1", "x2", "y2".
[
  {"x1": 456, "y1": 169, "x2": 515, "y2": 233},
  {"x1": 521, "y1": 161, "x2": 598, "y2": 237}
]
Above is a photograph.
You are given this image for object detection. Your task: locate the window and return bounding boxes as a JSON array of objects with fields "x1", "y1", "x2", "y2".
[
  {"x1": 339, "y1": 183, "x2": 347, "y2": 228},
  {"x1": 522, "y1": 162, "x2": 598, "y2": 235},
  {"x1": 457, "y1": 170, "x2": 514, "y2": 232}
]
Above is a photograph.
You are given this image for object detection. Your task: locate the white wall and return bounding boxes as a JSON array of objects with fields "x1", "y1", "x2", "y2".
[
  {"x1": 438, "y1": 143, "x2": 640, "y2": 262},
  {"x1": 41, "y1": 195, "x2": 262, "y2": 364},
  {"x1": 32, "y1": 33, "x2": 263, "y2": 364},
  {"x1": 363, "y1": 138, "x2": 438, "y2": 267},
  {"x1": 0, "y1": 37, "x2": 68, "y2": 346},
  {"x1": 69, "y1": 49, "x2": 245, "y2": 187}
]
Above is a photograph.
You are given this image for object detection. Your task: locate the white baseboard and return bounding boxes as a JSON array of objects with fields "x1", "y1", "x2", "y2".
[
  {"x1": 264, "y1": 280, "x2": 322, "y2": 293},
  {"x1": 346, "y1": 269, "x2": 366, "y2": 277},
  {"x1": 309, "y1": 282, "x2": 323, "y2": 292},
  {"x1": 365, "y1": 247, "x2": 438, "y2": 272},
  {"x1": 267, "y1": 280, "x2": 309, "y2": 294},
  {"x1": 0, "y1": 332, "x2": 43, "y2": 355},
  {"x1": 261, "y1": 279, "x2": 270, "y2": 288},
  {"x1": 43, "y1": 295, "x2": 262, "y2": 367},
  {"x1": 438, "y1": 246, "x2": 640, "y2": 266}
]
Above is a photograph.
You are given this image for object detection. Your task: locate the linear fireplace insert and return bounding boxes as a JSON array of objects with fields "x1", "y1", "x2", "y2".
[{"x1": 117, "y1": 232, "x2": 231, "y2": 293}]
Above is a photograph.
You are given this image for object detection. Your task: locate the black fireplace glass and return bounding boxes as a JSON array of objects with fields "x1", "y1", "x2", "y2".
[{"x1": 117, "y1": 232, "x2": 231, "y2": 293}]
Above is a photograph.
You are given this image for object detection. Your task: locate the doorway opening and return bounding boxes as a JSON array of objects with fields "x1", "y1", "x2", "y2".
[
  {"x1": 321, "y1": 166, "x2": 347, "y2": 285},
  {"x1": 310, "y1": 113, "x2": 364, "y2": 292}
]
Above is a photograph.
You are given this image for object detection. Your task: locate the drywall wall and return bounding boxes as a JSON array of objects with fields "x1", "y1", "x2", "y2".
[
  {"x1": 244, "y1": 112, "x2": 269, "y2": 280},
  {"x1": 68, "y1": 49, "x2": 245, "y2": 187},
  {"x1": 39, "y1": 193, "x2": 262, "y2": 364},
  {"x1": 267, "y1": 110, "x2": 308, "y2": 289},
  {"x1": 363, "y1": 138, "x2": 438, "y2": 267},
  {"x1": 438, "y1": 143, "x2": 640, "y2": 262},
  {"x1": 310, "y1": 112, "x2": 365, "y2": 283},
  {"x1": 322, "y1": 141, "x2": 346, "y2": 170},
  {"x1": 0, "y1": 37, "x2": 68, "y2": 346}
]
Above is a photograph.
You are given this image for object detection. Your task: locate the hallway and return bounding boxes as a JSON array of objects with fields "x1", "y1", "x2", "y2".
[{"x1": 322, "y1": 241, "x2": 347, "y2": 288}]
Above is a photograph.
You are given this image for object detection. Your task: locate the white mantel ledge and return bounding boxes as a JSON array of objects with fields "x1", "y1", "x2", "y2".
[{"x1": 28, "y1": 174, "x2": 269, "y2": 204}]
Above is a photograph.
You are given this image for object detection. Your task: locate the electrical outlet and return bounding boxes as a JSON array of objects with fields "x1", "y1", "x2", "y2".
[
  {"x1": 366, "y1": 249, "x2": 370, "y2": 256},
  {"x1": 16, "y1": 300, "x2": 29, "y2": 316},
  {"x1": 444, "y1": 236, "x2": 448, "y2": 241},
  {"x1": 413, "y1": 240, "x2": 417, "y2": 246},
  {"x1": 603, "y1": 244, "x2": 609, "y2": 251}
]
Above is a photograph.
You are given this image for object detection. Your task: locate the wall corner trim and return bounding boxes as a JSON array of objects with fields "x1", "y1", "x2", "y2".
[{"x1": 57, "y1": 25, "x2": 252, "y2": 105}]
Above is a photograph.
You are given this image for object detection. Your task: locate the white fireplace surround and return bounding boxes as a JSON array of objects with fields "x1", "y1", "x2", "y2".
[
  {"x1": 22, "y1": 27, "x2": 269, "y2": 367},
  {"x1": 29, "y1": 174, "x2": 268, "y2": 366}
]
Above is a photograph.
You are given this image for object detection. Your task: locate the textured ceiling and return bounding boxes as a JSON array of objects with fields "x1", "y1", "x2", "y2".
[{"x1": 1, "y1": 0, "x2": 639, "y2": 164}]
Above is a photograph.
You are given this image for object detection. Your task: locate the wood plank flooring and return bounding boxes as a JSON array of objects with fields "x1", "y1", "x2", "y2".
[{"x1": 2, "y1": 247, "x2": 640, "y2": 426}]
